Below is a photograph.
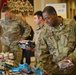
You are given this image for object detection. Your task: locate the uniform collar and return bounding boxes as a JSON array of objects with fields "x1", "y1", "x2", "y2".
[{"x1": 37, "y1": 24, "x2": 44, "y2": 30}]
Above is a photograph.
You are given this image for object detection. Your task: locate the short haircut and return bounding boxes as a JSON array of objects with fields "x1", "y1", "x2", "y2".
[
  {"x1": 34, "y1": 11, "x2": 43, "y2": 18},
  {"x1": 43, "y1": 6, "x2": 57, "y2": 15}
]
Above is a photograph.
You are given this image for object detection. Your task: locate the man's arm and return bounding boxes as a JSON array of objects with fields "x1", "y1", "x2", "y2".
[
  {"x1": 18, "y1": 17, "x2": 31, "y2": 40},
  {"x1": 67, "y1": 21, "x2": 76, "y2": 63},
  {"x1": 21, "y1": 23, "x2": 31, "y2": 40},
  {"x1": 34, "y1": 28, "x2": 53, "y2": 75}
]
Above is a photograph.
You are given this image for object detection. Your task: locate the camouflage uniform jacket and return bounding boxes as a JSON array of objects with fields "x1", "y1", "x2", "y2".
[
  {"x1": 0, "y1": 15, "x2": 31, "y2": 46},
  {"x1": 44, "y1": 18, "x2": 76, "y2": 62},
  {"x1": 34, "y1": 23, "x2": 52, "y2": 74},
  {"x1": 44, "y1": 18, "x2": 76, "y2": 74}
]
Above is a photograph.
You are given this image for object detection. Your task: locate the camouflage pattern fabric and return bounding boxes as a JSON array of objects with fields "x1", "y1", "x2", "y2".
[
  {"x1": 0, "y1": 15, "x2": 31, "y2": 66},
  {"x1": 34, "y1": 19, "x2": 76, "y2": 75},
  {"x1": 34, "y1": 23, "x2": 52, "y2": 75},
  {"x1": 44, "y1": 18, "x2": 76, "y2": 75}
]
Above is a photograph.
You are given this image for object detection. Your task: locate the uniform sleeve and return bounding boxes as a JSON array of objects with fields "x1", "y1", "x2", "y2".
[
  {"x1": 25, "y1": 26, "x2": 34, "y2": 40},
  {"x1": 68, "y1": 21, "x2": 76, "y2": 63},
  {"x1": 21, "y1": 23, "x2": 31, "y2": 39},
  {"x1": 35, "y1": 29, "x2": 52, "y2": 74},
  {"x1": 18, "y1": 18, "x2": 31, "y2": 39}
]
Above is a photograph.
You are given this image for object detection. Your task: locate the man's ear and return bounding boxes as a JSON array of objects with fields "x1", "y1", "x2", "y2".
[{"x1": 39, "y1": 16, "x2": 42, "y2": 20}]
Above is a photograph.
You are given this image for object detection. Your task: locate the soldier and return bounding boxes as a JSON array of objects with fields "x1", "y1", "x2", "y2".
[
  {"x1": 42, "y1": 6, "x2": 76, "y2": 75},
  {"x1": 0, "y1": 6, "x2": 31, "y2": 66},
  {"x1": 34, "y1": 11, "x2": 52, "y2": 75}
]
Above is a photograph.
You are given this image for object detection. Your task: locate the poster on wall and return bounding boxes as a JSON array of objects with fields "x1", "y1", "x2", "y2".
[{"x1": 46, "y1": 3, "x2": 67, "y2": 18}]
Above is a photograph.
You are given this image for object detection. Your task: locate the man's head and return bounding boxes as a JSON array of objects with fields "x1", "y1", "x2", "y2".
[
  {"x1": 1, "y1": 6, "x2": 13, "y2": 19},
  {"x1": 34, "y1": 11, "x2": 44, "y2": 25},
  {"x1": 43, "y1": 6, "x2": 58, "y2": 27}
]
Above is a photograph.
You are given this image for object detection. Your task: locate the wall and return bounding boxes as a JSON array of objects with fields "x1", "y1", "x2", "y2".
[
  {"x1": 34, "y1": 0, "x2": 61, "y2": 12},
  {"x1": 67, "y1": 0, "x2": 76, "y2": 19},
  {"x1": 26, "y1": 16, "x2": 37, "y2": 33}
]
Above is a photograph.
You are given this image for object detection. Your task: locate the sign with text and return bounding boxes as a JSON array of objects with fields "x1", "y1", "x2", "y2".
[{"x1": 46, "y1": 3, "x2": 67, "y2": 18}]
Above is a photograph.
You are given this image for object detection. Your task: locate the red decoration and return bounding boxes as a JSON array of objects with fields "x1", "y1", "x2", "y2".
[{"x1": 1, "y1": 0, "x2": 7, "y2": 9}]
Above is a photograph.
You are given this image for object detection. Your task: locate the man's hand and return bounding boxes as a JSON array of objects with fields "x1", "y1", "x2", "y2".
[
  {"x1": 44, "y1": 70, "x2": 48, "y2": 75},
  {"x1": 58, "y1": 57, "x2": 74, "y2": 69},
  {"x1": 64, "y1": 57, "x2": 73, "y2": 62},
  {"x1": 58, "y1": 57, "x2": 73, "y2": 64},
  {"x1": 25, "y1": 46, "x2": 31, "y2": 50},
  {"x1": 19, "y1": 39, "x2": 31, "y2": 50}
]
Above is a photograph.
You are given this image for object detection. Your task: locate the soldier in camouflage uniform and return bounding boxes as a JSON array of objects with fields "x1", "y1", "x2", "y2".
[
  {"x1": 34, "y1": 11, "x2": 52, "y2": 75},
  {"x1": 0, "y1": 6, "x2": 31, "y2": 66},
  {"x1": 42, "y1": 6, "x2": 76, "y2": 75}
]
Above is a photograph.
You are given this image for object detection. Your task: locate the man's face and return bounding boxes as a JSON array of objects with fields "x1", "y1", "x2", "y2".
[
  {"x1": 43, "y1": 12, "x2": 57, "y2": 27},
  {"x1": 34, "y1": 15, "x2": 41, "y2": 25}
]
